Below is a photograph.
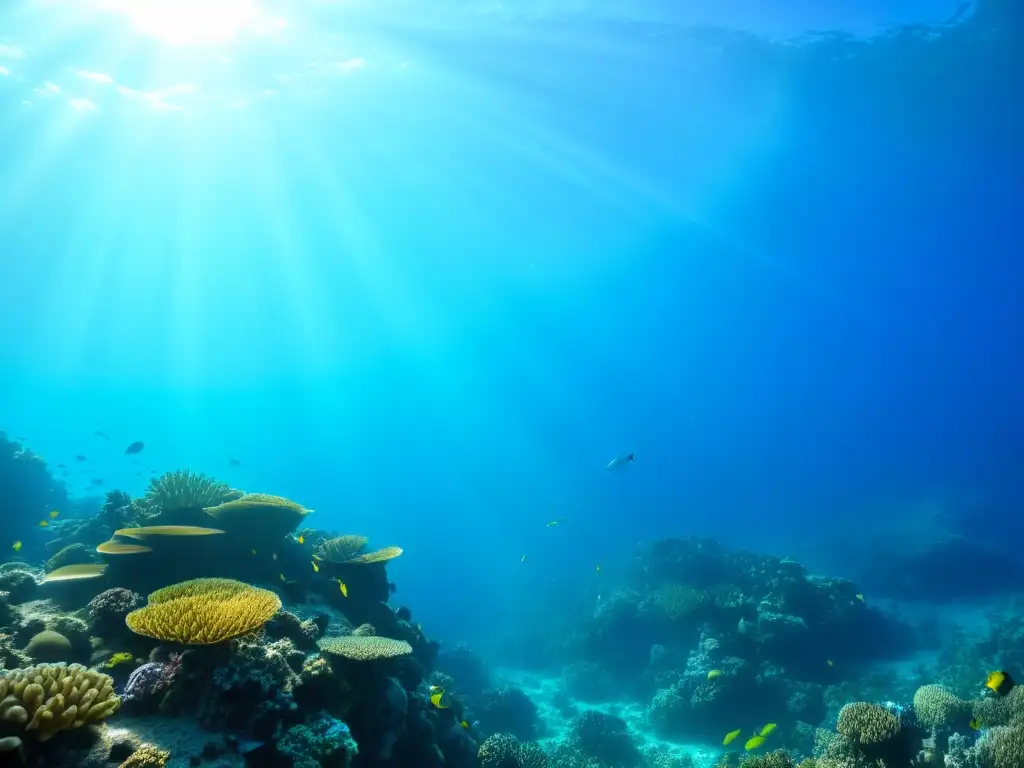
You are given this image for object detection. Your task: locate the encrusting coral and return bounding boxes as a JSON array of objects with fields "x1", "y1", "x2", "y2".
[
  {"x1": 125, "y1": 577, "x2": 281, "y2": 645},
  {"x1": 119, "y1": 743, "x2": 170, "y2": 768},
  {"x1": 0, "y1": 662, "x2": 120, "y2": 740}
]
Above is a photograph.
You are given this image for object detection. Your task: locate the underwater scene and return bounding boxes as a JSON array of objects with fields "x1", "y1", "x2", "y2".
[{"x1": 0, "y1": 0, "x2": 1022, "y2": 767}]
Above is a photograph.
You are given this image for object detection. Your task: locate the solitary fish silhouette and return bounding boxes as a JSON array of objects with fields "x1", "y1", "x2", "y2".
[
  {"x1": 605, "y1": 452, "x2": 635, "y2": 471},
  {"x1": 125, "y1": 441, "x2": 145, "y2": 455}
]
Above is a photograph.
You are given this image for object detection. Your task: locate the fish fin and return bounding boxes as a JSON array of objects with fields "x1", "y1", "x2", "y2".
[{"x1": 627, "y1": 452, "x2": 635, "y2": 462}]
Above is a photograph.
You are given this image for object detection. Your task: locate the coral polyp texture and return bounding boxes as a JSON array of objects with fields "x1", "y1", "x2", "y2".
[
  {"x1": 317, "y1": 635, "x2": 413, "y2": 661},
  {"x1": 125, "y1": 577, "x2": 282, "y2": 644},
  {"x1": 314, "y1": 535, "x2": 370, "y2": 563},
  {"x1": 0, "y1": 663, "x2": 120, "y2": 740}
]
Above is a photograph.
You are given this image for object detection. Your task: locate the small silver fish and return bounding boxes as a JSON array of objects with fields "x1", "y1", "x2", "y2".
[{"x1": 605, "y1": 452, "x2": 635, "y2": 471}]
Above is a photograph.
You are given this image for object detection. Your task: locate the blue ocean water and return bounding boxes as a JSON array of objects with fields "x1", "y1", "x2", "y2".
[{"x1": 0, "y1": 0, "x2": 1020, "y2": 718}]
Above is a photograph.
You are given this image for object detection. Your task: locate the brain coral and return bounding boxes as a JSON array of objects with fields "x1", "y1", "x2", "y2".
[
  {"x1": 913, "y1": 684, "x2": 968, "y2": 730},
  {"x1": 0, "y1": 662, "x2": 120, "y2": 740},
  {"x1": 836, "y1": 702, "x2": 901, "y2": 746},
  {"x1": 126, "y1": 578, "x2": 281, "y2": 645},
  {"x1": 317, "y1": 635, "x2": 412, "y2": 661}
]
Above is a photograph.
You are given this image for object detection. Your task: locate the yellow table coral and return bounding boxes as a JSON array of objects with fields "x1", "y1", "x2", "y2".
[{"x1": 125, "y1": 578, "x2": 281, "y2": 645}]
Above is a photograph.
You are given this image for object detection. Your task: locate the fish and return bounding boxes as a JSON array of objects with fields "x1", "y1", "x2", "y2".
[
  {"x1": 595, "y1": 564, "x2": 601, "y2": 574},
  {"x1": 520, "y1": 555, "x2": 527, "y2": 563},
  {"x1": 429, "y1": 685, "x2": 445, "y2": 694},
  {"x1": 125, "y1": 441, "x2": 144, "y2": 455},
  {"x1": 745, "y1": 735, "x2": 766, "y2": 751},
  {"x1": 460, "y1": 721, "x2": 470, "y2": 730},
  {"x1": 760, "y1": 723, "x2": 777, "y2": 737},
  {"x1": 38, "y1": 520, "x2": 49, "y2": 527},
  {"x1": 338, "y1": 580, "x2": 348, "y2": 598},
  {"x1": 251, "y1": 549, "x2": 257, "y2": 555},
  {"x1": 826, "y1": 660, "x2": 834, "y2": 667},
  {"x1": 297, "y1": 535, "x2": 305, "y2": 545},
  {"x1": 546, "y1": 518, "x2": 565, "y2": 527},
  {"x1": 229, "y1": 458, "x2": 242, "y2": 467},
  {"x1": 57, "y1": 463, "x2": 66, "y2": 469},
  {"x1": 49, "y1": 510, "x2": 59, "y2": 519},
  {"x1": 12, "y1": 541, "x2": 22, "y2": 552},
  {"x1": 707, "y1": 669, "x2": 722, "y2": 680},
  {"x1": 855, "y1": 594, "x2": 865, "y2": 602},
  {"x1": 430, "y1": 692, "x2": 448, "y2": 709},
  {"x1": 312, "y1": 562, "x2": 320, "y2": 573},
  {"x1": 389, "y1": 582, "x2": 398, "y2": 593},
  {"x1": 723, "y1": 729, "x2": 741, "y2": 746},
  {"x1": 94, "y1": 431, "x2": 110, "y2": 440},
  {"x1": 91, "y1": 478, "x2": 104, "y2": 485},
  {"x1": 986, "y1": 671, "x2": 1015, "y2": 697},
  {"x1": 75, "y1": 455, "x2": 87, "y2": 461},
  {"x1": 272, "y1": 553, "x2": 278, "y2": 561},
  {"x1": 605, "y1": 452, "x2": 636, "y2": 471},
  {"x1": 969, "y1": 717, "x2": 982, "y2": 730},
  {"x1": 279, "y1": 574, "x2": 286, "y2": 582}
]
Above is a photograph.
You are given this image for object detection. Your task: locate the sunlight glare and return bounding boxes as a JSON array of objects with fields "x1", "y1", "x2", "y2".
[{"x1": 98, "y1": 0, "x2": 260, "y2": 45}]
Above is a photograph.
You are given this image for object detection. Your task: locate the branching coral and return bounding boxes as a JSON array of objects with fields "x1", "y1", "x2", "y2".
[
  {"x1": 126, "y1": 578, "x2": 281, "y2": 645},
  {"x1": 143, "y1": 470, "x2": 239, "y2": 513},
  {"x1": 836, "y1": 702, "x2": 901, "y2": 747},
  {"x1": 912, "y1": 684, "x2": 968, "y2": 730},
  {"x1": 0, "y1": 662, "x2": 120, "y2": 740},
  {"x1": 478, "y1": 733, "x2": 549, "y2": 768},
  {"x1": 977, "y1": 725, "x2": 1024, "y2": 768}
]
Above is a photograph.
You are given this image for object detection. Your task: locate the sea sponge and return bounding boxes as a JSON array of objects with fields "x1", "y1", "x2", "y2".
[
  {"x1": 314, "y1": 536, "x2": 369, "y2": 563},
  {"x1": 836, "y1": 702, "x2": 900, "y2": 746},
  {"x1": 317, "y1": 635, "x2": 412, "y2": 661},
  {"x1": 119, "y1": 743, "x2": 170, "y2": 768},
  {"x1": 125, "y1": 578, "x2": 281, "y2": 645},
  {"x1": 204, "y1": 493, "x2": 310, "y2": 538},
  {"x1": 23, "y1": 630, "x2": 72, "y2": 663},
  {"x1": 977, "y1": 724, "x2": 1024, "y2": 768},
  {"x1": 913, "y1": 684, "x2": 968, "y2": 730},
  {"x1": 0, "y1": 662, "x2": 120, "y2": 740},
  {"x1": 143, "y1": 470, "x2": 238, "y2": 513}
]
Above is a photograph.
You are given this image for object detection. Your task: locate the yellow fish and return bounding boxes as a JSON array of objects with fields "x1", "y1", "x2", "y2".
[
  {"x1": 49, "y1": 509, "x2": 59, "y2": 519},
  {"x1": 430, "y1": 685, "x2": 445, "y2": 694},
  {"x1": 338, "y1": 580, "x2": 348, "y2": 598},
  {"x1": 279, "y1": 574, "x2": 286, "y2": 582},
  {"x1": 12, "y1": 541, "x2": 22, "y2": 552},
  {"x1": 826, "y1": 660, "x2": 834, "y2": 667},
  {"x1": 312, "y1": 554, "x2": 321, "y2": 561},
  {"x1": 760, "y1": 723, "x2": 777, "y2": 737},
  {"x1": 38, "y1": 520, "x2": 49, "y2": 527},
  {"x1": 723, "y1": 729, "x2": 742, "y2": 746},
  {"x1": 312, "y1": 562, "x2": 320, "y2": 573},
  {"x1": 987, "y1": 671, "x2": 1016, "y2": 696},
  {"x1": 460, "y1": 720, "x2": 470, "y2": 730},
  {"x1": 546, "y1": 519, "x2": 563, "y2": 527},
  {"x1": 745, "y1": 735, "x2": 766, "y2": 751},
  {"x1": 521, "y1": 555, "x2": 527, "y2": 563},
  {"x1": 707, "y1": 669, "x2": 722, "y2": 680},
  {"x1": 855, "y1": 593, "x2": 865, "y2": 602},
  {"x1": 969, "y1": 717, "x2": 982, "y2": 730},
  {"x1": 430, "y1": 692, "x2": 448, "y2": 709}
]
